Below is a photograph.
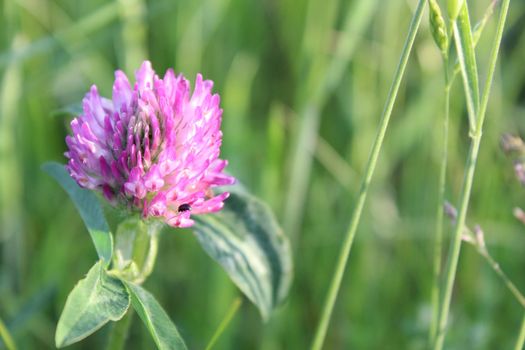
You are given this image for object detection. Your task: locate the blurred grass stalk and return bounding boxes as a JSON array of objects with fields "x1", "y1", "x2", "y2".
[
  {"x1": 434, "y1": 0, "x2": 511, "y2": 349},
  {"x1": 427, "y1": 0, "x2": 451, "y2": 344},
  {"x1": 117, "y1": 0, "x2": 147, "y2": 74},
  {"x1": 516, "y1": 315, "x2": 525, "y2": 350},
  {"x1": 284, "y1": 0, "x2": 378, "y2": 241},
  {"x1": 1, "y1": 32, "x2": 24, "y2": 293},
  {"x1": 0, "y1": 316, "x2": 17, "y2": 350},
  {"x1": 204, "y1": 297, "x2": 242, "y2": 350},
  {"x1": 429, "y1": 59, "x2": 450, "y2": 347},
  {"x1": 310, "y1": 1, "x2": 426, "y2": 348},
  {"x1": 0, "y1": 2, "x2": 120, "y2": 70}
]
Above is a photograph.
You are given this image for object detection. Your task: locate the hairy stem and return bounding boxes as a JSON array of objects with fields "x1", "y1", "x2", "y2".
[
  {"x1": 310, "y1": 1, "x2": 426, "y2": 348},
  {"x1": 433, "y1": 1, "x2": 511, "y2": 349}
]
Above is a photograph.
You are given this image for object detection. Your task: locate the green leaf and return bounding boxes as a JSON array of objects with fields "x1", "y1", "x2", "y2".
[
  {"x1": 42, "y1": 162, "x2": 113, "y2": 264},
  {"x1": 123, "y1": 281, "x2": 187, "y2": 350},
  {"x1": 453, "y1": 2, "x2": 480, "y2": 132},
  {"x1": 55, "y1": 261, "x2": 130, "y2": 348},
  {"x1": 192, "y1": 188, "x2": 293, "y2": 320}
]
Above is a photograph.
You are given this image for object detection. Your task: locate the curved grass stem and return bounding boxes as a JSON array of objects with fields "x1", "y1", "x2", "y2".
[
  {"x1": 433, "y1": 1, "x2": 511, "y2": 349},
  {"x1": 310, "y1": 1, "x2": 426, "y2": 348},
  {"x1": 205, "y1": 297, "x2": 242, "y2": 350}
]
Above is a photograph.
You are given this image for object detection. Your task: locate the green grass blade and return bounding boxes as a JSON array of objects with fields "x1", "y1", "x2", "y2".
[{"x1": 453, "y1": 2, "x2": 480, "y2": 132}]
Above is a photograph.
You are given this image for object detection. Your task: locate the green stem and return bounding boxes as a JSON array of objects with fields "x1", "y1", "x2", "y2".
[
  {"x1": 478, "y1": 249, "x2": 525, "y2": 308},
  {"x1": 461, "y1": 223, "x2": 525, "y2": 306},
  {"x1": 0, "y1": 316, "x2": 17, "y2": 350},
  {"x1": 205, "y1": 297, "x2": 242, "y2": 350},
  {"x1": 429, "y1": 61, "x2": 450, "y2": 347},
  {"x1": 106, "y1": 309, "x2": 134, "y2": 350},
  {"x1": 515, "y1": 315, "x2": 525, "y2": 350},
  {"x1": 433, "y1": 1, "x2": 511, "y2": 349},
  {"x1": 310, "y1": 1, "x2": 426, "y2": 349}
]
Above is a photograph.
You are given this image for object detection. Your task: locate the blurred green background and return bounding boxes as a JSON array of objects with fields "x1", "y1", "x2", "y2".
[{"x1": 1, "y1": 0, "x2": 525, "y2": 348}]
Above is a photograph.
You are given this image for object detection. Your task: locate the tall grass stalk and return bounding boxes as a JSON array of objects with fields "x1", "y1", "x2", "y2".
[
  {"x1": 310, "y1": 1, "x2": 426, "y2": 348},
  {"x1": 429, "y1": 62, "x2": 450, "y2": 346},
  {"x1": 433, "y1": 1, "x2": 511, "y2": 349}
]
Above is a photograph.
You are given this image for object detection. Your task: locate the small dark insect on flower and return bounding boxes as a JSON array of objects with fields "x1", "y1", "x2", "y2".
[{"x1": 178, "y1": 204, "x2": 192, "y2": 213}]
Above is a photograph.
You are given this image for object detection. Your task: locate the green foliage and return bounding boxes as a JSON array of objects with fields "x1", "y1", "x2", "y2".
[
  {"x1": 123, "y1": 281, "x2": 187, "y2": 350},
  {"x1": 193, "y1": 188, "x2": 292, "y2": 320},
  {"x1": 2, "y1": 0, "x2": 525, "y2": 349},
  {"x1": 42, "y1": 162, "x2": 113, "y2": 264},
  {"x1": 55, "y1": 261, "x2": 129, "y2": 347},
  {"x1": 45, "y1": 160, "x2": 290, "y2": 347}
]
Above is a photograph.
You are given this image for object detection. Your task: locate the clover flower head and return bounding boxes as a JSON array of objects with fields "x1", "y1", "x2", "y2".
[{"x1": 65, "y1": 61, "x2": 235, "y2": 227}]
